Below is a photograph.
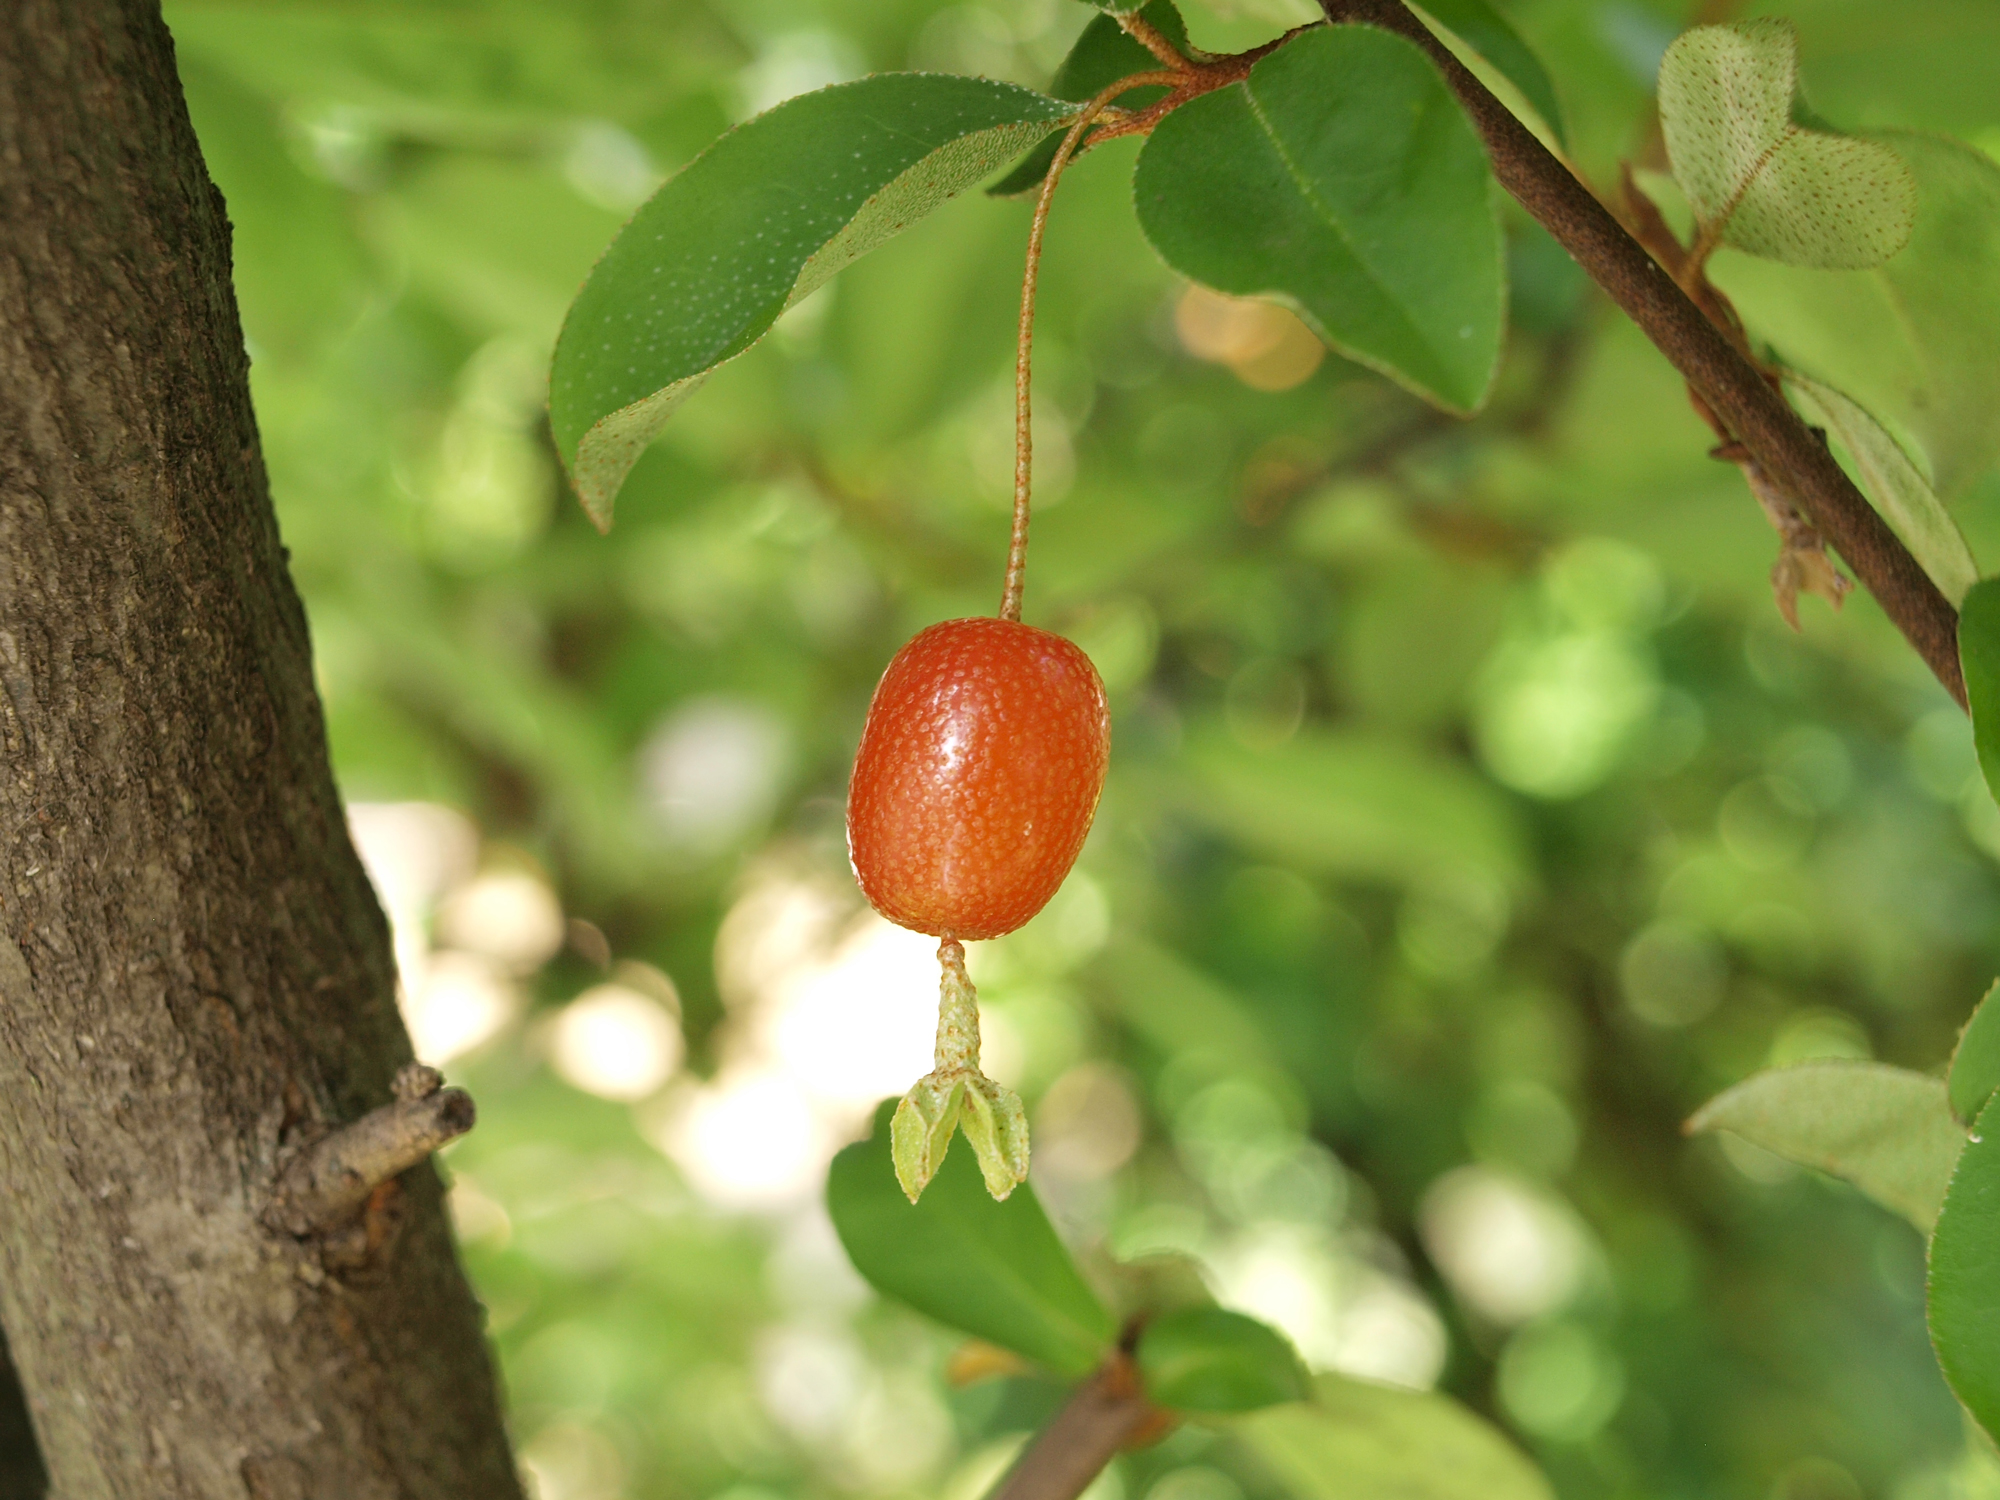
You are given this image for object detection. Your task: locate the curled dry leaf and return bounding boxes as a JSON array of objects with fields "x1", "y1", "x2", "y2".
[{"x1": 1732, "y1": 447, "x2": 1852, "y2": 629}]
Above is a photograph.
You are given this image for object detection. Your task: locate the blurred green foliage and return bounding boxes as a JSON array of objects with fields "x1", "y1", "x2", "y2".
[{"x1": 163, "y1": 1, "x2": 2000, "y2": 1497}]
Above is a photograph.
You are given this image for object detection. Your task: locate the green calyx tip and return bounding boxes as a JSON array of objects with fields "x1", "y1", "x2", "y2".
[{"x1": 892, "y1": 1071, "x2": 1030, "y2": 1202}]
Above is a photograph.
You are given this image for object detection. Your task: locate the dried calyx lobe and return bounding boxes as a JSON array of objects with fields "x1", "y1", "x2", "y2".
[{"x1": 848, "y1": 617, "x2": 1109, "y2": 941}]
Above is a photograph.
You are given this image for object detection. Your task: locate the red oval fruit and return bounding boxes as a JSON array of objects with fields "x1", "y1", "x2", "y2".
[{"x1": 848, "y1": 618, "x2": 1109, "y2": 942}]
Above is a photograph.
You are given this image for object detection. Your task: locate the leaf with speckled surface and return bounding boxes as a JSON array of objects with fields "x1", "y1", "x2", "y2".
[
  {"x1": 550, "y1": 75, "x2": 1071, "y2": 529},
  {"x1": 1659, "y1": 21, "x2": 1914, "y2": 268}
]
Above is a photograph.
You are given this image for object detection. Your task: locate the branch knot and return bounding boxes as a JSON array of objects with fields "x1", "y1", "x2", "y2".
[{"x1": 265, "y1": 1063, "x2": 475, "y2": 1240}]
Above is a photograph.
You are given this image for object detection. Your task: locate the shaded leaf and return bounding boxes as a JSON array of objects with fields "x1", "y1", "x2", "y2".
[
  {"x1": 1232, "y1": 1373, "x2": 1554, "y2": 1500},
  {"x1": 1712, "y1": 133, "x2": 2000, "y2": 498},
  {"x1": 549, "y1": 75, "x2": 1071, "y2": 527},
  {"x1": 1172, "y1": 725, "x2": 1531, "y2": 904},
  {"x1": 1950, "y1": 980, "x2": 2000, "y2": 1126},
  {"x1": 1961, "y1": 580, "x2": 2000, "y2": 808},
  {"x1": 1051, "y1": 0, "x2": 1188, "y2": 90},
  {"x1": 827, "y1": 1102, "x2": 1115, "y2": 1378},
  {"x1": 1771, "y1": 0, "x2": 2000, "y2": 143},
  {"x1": 990, "y1": 0, "x2": 1187, "y2": 198},
  {"x1": 1092, "y1": 935, "x2": 1285, "y2": 1075},
  {"x1": 1137, "y1": 1307, "x2": 1309, "y2": 1413},
  {"x1": 1658, "y1": 20, "x2": 1914, "y2": 268},
  {"x1": 169, "y1": 1, "x2": 730, "y2": 127},
  {"x1": 1929, "y1": 1092, "x2": 2000, "y2": 1447},
  {"x1": 1411, "y1": 0, "x2": 1567, "y2": 146},
  {"x1": 1687, "y1": 1061, "x2": 1965, "y2": 1231},
  {"x1": 1083, "y1": 1248, "x2": 1217, "y2": 1326},
  {"x1": 1785, "y1": 373, "x2": 1978, "y2": 605},
  {"x1": 1133, "y1": 25, "x2": 1503, "y2": 414}
]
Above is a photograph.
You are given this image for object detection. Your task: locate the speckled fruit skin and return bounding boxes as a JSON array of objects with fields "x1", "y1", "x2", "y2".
[{"x1": 848, "y1": 618, "x2": 1110, "y2": 942}]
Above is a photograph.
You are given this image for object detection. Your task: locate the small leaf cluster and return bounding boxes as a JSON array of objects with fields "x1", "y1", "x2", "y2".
[
  {"x1": 549, "y1": 0, "x2": 1575, "y2": 527},
  {"x1": 1642, "y1": 20, "x2": 2000, "y2": 609},
  {"x1": 830, "y1": 1102, "x2": 1549, "y2": 1496},
  {"x1": 1687, "y1": 631, "x2": 2000, "y2": 1453}
]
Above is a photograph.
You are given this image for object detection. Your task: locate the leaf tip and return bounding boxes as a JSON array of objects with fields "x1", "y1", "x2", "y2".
[{"x1": 579, "y1": 495, "x2": 616, "y2": 535}]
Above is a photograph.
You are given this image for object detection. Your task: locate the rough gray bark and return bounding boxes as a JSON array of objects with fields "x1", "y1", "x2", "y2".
[{"x1": 0, "y1": 3, "x2": 525, "y2": 1496}]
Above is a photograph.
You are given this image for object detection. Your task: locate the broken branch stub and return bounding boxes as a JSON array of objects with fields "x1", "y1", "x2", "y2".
[{"x1": 266, "y1": 1063, "x2": 476, "y2": 1238}]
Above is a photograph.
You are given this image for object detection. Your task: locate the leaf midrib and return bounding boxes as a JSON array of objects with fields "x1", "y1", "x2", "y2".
[
  {"x1": 924, "y1": 1208, "x2": 1110, "y2": 1370},
  {"x1": 843, "y1": 1166, "x2": 1111, "y2": 1372},
  {"x1": 1237, "y1": 79, "x2": 1450, "y2": 386}
]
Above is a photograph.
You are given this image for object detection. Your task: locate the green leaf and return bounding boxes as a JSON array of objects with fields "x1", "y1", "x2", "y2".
[
  {"x1": 168, "y1": 2, "x2": 725, "y2": 128},
  {"x1": 1086, "y1": 1249, "x2": 1218, "y2": 1326},
  {"x1": 1093, "y1": 936, "x2": 1285, "y2": 1076},
  {"x1": 1771, "y1": 0, "x2": 2000, "y2": 143},
  {"x1": 1052, "y1": 0, "x2": 1188, "y2": 91},
  {"x1": 1410, "y1": 0, "x2": 1567, "y2": 147},
  {"x1": 1137, "y1": 1307, "x2": 1309, "y2": 1413},
  {"x1": 1950, "y1": 981, "x2": 2000, "y2": 1126},
  {"x1": 1962, "y1": 580, "x2": 2000, "y2": 808},
  {"x1": 989, "y1": 0, "x2": 1187, "y2": 198},
  {"x1": 549, "y1": 75, "x2": 1072, "y2": 528},
  {"x1": 1930, "y1": 1093, "x2": 2000, "y2": 1447},
  {"x1": 1231, "y1": 1373, "x2": 1554, "y2": 1500},
  {"x1": 1657, "y1": 21, "x2": 1915, "y2": 268},
  {"x1": 1785, "y1": 373, "x2": 1979, "y2": 605},
  {"x1": 1172, "y1": 725, "x2": 1531, "y2": 904},
  {"x1": 1686, "y1": 1061, "x2": 1966, "y2": 1232},
  {"x1": 1711, "y1": 133, "x2": 2000, "y2": 498},
  {"x1": 1133, "y1": 25, "x2": 1504, "y2": 414},
  {"x1": 827, "y1": 1102, "x2": 1116, "y2": 1378}
]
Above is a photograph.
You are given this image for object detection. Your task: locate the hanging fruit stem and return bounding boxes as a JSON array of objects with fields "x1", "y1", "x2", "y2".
[{"x1": 1001, "y1": 74, "x2": 1178, "y2": 624}]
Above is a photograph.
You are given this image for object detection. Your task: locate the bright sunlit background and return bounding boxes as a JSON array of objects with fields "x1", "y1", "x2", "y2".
[{"x1": 152, "y1": 0, "x2": 2000, "y2": 1496}]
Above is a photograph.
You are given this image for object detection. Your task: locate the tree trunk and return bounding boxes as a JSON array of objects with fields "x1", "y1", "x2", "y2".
[{"x1": 0, "y1": 3, "x2": 525, "y2": 1496}]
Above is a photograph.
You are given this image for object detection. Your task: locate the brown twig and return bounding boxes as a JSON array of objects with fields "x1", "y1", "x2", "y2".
[
  {"x1": 989, "y1": 1351, "x2": 1167, "y2": 1500},
  {"x1": 1090, "y1": 28, "x2": 1319, "y2": 147},
  {"x1": 1319, "y1": 0, "x2": 1967, "y2": 707},
  {"x1": 265, "y1": 1063, "x2": 476, "y2": 1237}
]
